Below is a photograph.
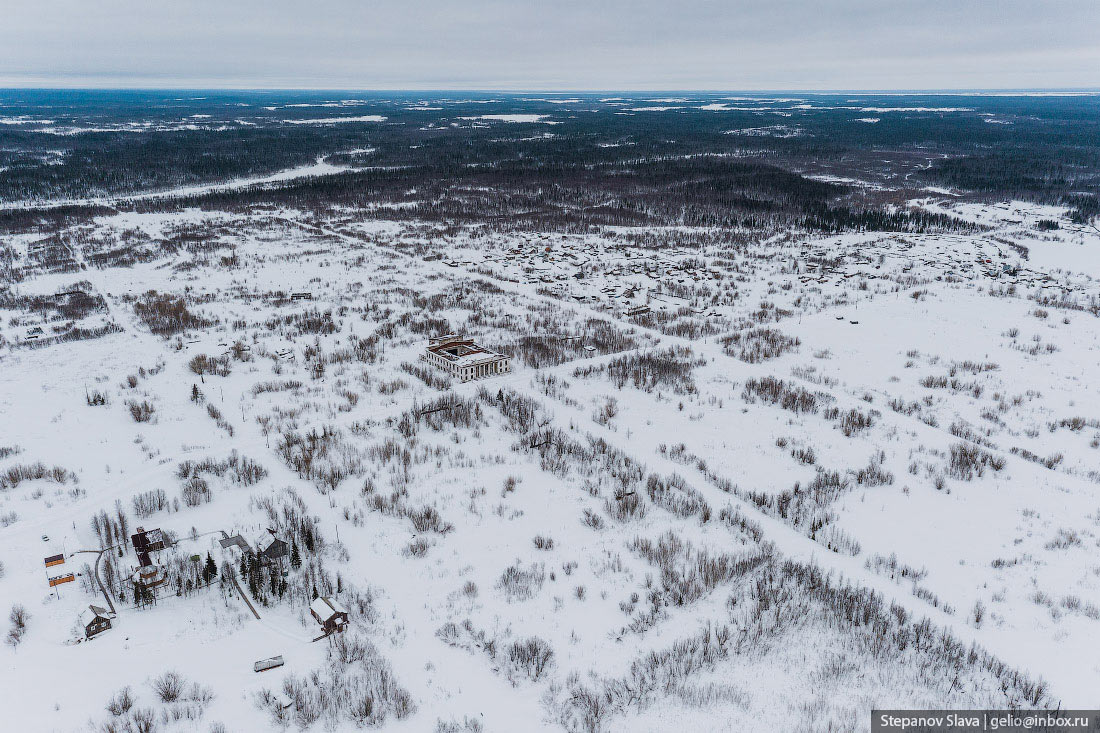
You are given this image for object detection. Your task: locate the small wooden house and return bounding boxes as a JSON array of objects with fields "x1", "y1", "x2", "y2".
[
  {"x1": 132, "y1": 526, "x2": 167, "y2": 554},
  {"x1": 80, "y1": 605, "x2": 112, "y2": 639},
  {"x1": 131, "y1": 564, "x2": 167, "y2": 590},
  {"x1": 310, "y1": 596, "x2": 349, "y2": 634},
  {"x1": 254, "y1": 530, "x2": 289, "y2": 564}
]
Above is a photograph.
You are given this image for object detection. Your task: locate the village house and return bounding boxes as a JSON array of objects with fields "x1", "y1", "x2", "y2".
[
  {"x1": 421, "y1": 334, "x2": 511, "y2": 382},
  {"x1": 132, "y1": 526, "x2": 168, "y2": 554},
  {"x1": 131, "y1": 564, "x2": 168, "y2": 591},
  {"x1": 254, "y1": 529, "x2": 289, "y2": 565},
  {"x1": 79, "y1": 605, "x2": 112, "y2": 639},
  {"x1": 310, "y1": 596, "x2": 349, "y2": 635}
]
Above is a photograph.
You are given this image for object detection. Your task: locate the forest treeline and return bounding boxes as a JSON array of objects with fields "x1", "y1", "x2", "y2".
[{"x1": 1, "y1": 91, "x2": 1097, "y2": 233}]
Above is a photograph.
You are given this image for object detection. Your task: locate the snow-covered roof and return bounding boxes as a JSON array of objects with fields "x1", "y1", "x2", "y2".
[
  {"x1": 425, "y1": 336, "x2": 509, "y2": 367},
  {"x1": 451, "y1": 350, "x2": 508, "y2": 368},
  {"x1": 310, "y1": 596, "x2": 348, "y2": 620},
  {"x1": 79, "y1": 605, "x2": 110, "y2": 627},
  {"x1": 254, "y1": 532, "x2": 277, "y2": 553}
]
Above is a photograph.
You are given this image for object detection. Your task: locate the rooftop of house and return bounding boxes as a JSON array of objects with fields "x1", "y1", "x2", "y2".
[
  {"x1": 310, "y1": 596, "x2": 349, "y2": 620},
  {"x1": 254, "y1": 530, "x2": 281, "y2": 553},
  {"x1": 426, "y1": 334, "x2": 509, "y2": 367},
  {"x1": 133, "y1": 527, "x2": 166, "y2": 546},
  {"x1": 79, "y1": 605, "x2": 111, "y2": 627}
]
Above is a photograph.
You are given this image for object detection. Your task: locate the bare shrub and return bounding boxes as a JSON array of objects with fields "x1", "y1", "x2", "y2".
[
  {"x1": 854, "y1": 452, "x2": 894, "y2": 486},
  {"x1": 132, "y1": 489, "x2": 168, "y2": 518},
  {"x1": 0, "y1": 462, "x2": 75, "y2": 491},
  {"x1": 151, "y1": 671, "x2": 185, "y2": 702},
  {"x1": 721, "y1": 327, "x2": 799, "y2": 363},
  {"x1": 270, "y1": 632, "x2": 414, "y2": 727},
  {"x1": 742, "y1": 376, "x2": 827, "y2": 414},
  {"x1": 130, "y1": 707, "x2": 157, "y2": 733},
  {"x1": 436, "y1": 717, "x2": 484, "y2": 733},
  {"x1": 181, "y1": 477, "x2": 212, "y2": 507},
  {"x1": 408, "y1": 505, "x2": 453, "y2": 535},
  {"x1": 644, "y1": 473, "x2": 709, "y2": 518},
  {"x1": 400, "y1": 360, "x2": 452, "y2": 390},
  {"x1": 126, "y1": 399, "x2": 155, "y2": 423},
  {"x1": 188, "y1": 354, "x2": 232, "y2": 377},
  {"x1": 604, "y1": 490, "x2": 648, "y2": 522},
  {"x1": 106, "y1": 687, "x2": 134, "y2": 716},
  {"x1": 575, "y1": 347, "x2": 702, "y2": 394},
  {"x1": 132, "y1": 291, "x2": 210, "y2": 336},
  {"x1": 497, "y1": 563, "x2": 546, "y2": 602},
  {"x1": 404, "y1": 538, "x2": 431, "y2": 558},
  {"x1": 506, "y1": 637, "x2": 555, "y2": 680},
  {"x1": 1044, "y1": 528, "x2": 1082, "y2": 550},
  {"x1": 947, "y1": 443, "x2": 1005, "y2": 480},
  {"x1": 838, "y1": 408, "x2": 874, "y2": 436},
  {"x1": 7, "y1": 604, "x2": 28, "y2": 647},
  {"x1": 582, "y1": 509, "x2": 605, "y2": 530},
  {"x1": 1010, "y1": 446, "x2": 1064, "y2": 470}
]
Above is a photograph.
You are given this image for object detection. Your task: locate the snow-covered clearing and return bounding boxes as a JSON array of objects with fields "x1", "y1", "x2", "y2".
[{"x1": 2, "y1": 188, "x2": 1099, "y2": 731}]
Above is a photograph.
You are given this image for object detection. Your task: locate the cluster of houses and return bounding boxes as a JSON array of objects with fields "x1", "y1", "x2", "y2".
[
  {"x1": 129, "y1": 526, "x2": 169, "y2": 600},
  {"x1": 218, "y1": 528, "x2": 289, "y2": 565},
  {"x1": 74, "y1": 525, "x2": 353, "y2": 647}
]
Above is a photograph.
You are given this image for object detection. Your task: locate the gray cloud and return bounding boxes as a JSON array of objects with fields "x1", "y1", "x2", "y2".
[{"x1": 1, "y1": 0, "x2": 1097, "y2": 88}]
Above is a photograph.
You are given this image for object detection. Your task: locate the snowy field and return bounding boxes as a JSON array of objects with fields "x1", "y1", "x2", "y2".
[
  {"x1": 1, "y1": 92, "x2": 1100, "y2": 732},
  {"x1": 1, "y1": 192, "x2": 1098, "y2": 732}
]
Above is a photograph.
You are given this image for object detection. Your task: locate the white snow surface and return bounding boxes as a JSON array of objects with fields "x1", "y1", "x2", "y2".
[{"x1": 2, "y1": 183, "x2": 1100, "y2": 732}]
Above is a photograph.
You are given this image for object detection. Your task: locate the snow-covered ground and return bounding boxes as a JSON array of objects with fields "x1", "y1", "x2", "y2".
[{"x1": 2, "y1": 191, "x2": 1099, "y2": 732}]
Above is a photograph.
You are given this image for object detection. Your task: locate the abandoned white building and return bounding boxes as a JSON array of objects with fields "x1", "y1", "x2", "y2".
[{"x1": 421, "y1": 334, "x2": 511, "y2": 382}]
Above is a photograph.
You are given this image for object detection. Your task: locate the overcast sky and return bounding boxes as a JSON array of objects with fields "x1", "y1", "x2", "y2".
[{"x1": 2, "y1": 0, "x2": 1098, "y2": 90}]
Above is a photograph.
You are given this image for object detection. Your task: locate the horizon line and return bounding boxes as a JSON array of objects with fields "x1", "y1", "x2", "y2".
[{"x1": 1, "y1": 85, "x2": 1099, "y2": 95}]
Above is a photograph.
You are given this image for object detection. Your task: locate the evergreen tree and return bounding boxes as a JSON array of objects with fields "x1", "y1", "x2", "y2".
[
  {"x1": 204, "y1": 553, "x2": 217, "y2": 583},
  {"x1": 290, "y1": 540, "x2": 302, "y2": 570}
]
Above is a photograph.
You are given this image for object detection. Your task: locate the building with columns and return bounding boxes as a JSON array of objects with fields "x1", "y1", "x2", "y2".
[{"x1": 422, "y1": 334, "x2": 512, "y2": 382}]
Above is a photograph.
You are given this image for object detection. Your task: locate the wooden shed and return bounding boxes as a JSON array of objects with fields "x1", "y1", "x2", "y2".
[{"x1": 254, "y1": 655, "x2": 285, "y2": 673}]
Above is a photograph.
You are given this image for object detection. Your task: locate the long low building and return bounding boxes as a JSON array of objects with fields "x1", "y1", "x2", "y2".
[{"x1": 422, "y1": 334, "x2": 512, "y2": 382}]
